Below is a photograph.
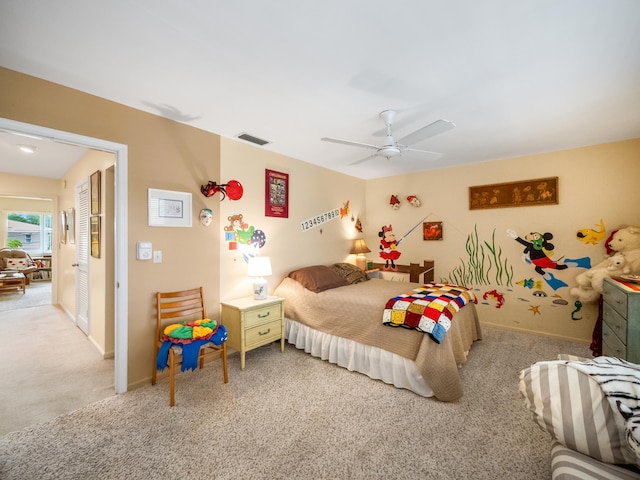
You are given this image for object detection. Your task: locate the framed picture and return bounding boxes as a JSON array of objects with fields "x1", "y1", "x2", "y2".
[
  {"x1": 90, "y1": 215, "x2": 100, "y2": 258},
  {"x1": 59, "y1": 210, "x2": 67, "y2": 244},
  {"x1": 265, "y1": 169, "x2": 289, "y2": 218},
  {"x1": 67, "y1": 208, "x2": 75, "y2": 244},
  {"x1": 148, "y1": 188, "x2": 192, "y2": 227},
  {"x1": 90, "y1": 170, "x2": 101, "y2": 215},
  {"x1": 423, "y1": 221, "x2": 443, "y2": 240},
  {"x1": 469, "y1": 176, "x2": 558, "y2": 210}
]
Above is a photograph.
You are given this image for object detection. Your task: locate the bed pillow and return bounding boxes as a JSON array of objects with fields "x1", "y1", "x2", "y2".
[
  {"x1": 329, "y1": 263, "x2": 368, "y2": 284},
  {"x1": 288, "y1": 265, "x2": 349, "y2": 293},
  {"x1": 519, "y1": 359, "x2": 638, "y2": 465}
]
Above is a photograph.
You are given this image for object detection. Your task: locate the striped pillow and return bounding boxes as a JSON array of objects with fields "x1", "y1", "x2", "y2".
[
  {"x1": 550, "y1": 441, "x2": 640, "y2": 479},
  {"x1": 519, "y1": 359, "x2": 638, "y2": 465}
]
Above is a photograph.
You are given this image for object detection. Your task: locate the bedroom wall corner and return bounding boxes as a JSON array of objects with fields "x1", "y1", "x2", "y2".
[
  {"x1": 363, "y1": 139, "x2": 640, "y2": 343},
  {"x1": 219, "y1": 137, "x2": 366, "y2": 302}
]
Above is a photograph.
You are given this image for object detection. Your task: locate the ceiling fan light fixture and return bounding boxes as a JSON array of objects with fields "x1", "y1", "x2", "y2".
[{"x1": 378, "y1": 145, "x2": 400, "y2": 157}]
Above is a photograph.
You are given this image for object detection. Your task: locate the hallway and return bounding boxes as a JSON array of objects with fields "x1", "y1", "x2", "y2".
[{"x1": 0, "y1": 301, "x2": 114, "y2": 435}]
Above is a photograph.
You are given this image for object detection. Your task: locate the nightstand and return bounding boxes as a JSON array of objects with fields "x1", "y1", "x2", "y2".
[
  {"x1": 602, "y1": 277, "x2": 640, "y2": 363},
  {"x1": 365, "y1": 268, "x2": 380, "y2": 279},
  {"x1": 220, "y1": 296, "x2": 285, "y2": 369}
]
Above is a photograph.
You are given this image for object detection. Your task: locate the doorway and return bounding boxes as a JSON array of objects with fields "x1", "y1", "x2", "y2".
[{"x1": 0, "y1": 117, "x2": 128, "y2": 394}]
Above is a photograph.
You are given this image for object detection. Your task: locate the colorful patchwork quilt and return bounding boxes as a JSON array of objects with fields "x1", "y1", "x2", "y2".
[{"x1": 382, "y1": 283, "x2": 477, "y2": 344}]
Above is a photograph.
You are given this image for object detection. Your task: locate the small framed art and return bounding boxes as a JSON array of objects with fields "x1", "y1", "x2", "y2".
[
  {"x1": 148, "y1": 188, "x2": 192, "y2": 227},
  {"x1": 423, "y1": 221, "x2": 443, "y2": 240},
  {"x1": 90, "y1": 170, "x2": 101, "y2": 214},
  {"x1": 469, "y1": 176, "x2": 558, "y2": 210},
  {"x1": 67, "y1": 208, "x2": 75, "y2": 244},
  {"x1": 59, "y1": 210, "x2": 67, "y2": 244},
  {"x1": 265, "y1": 169, "x2": 289, "y2": 218},
  {"x1": 90, "y1": 215, "x2": 100, "y2": 258}
]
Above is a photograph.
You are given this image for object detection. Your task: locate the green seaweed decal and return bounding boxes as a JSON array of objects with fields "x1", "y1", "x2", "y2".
[{"x1": 443, "y1": 226, "x2": 513, "y2": 287}]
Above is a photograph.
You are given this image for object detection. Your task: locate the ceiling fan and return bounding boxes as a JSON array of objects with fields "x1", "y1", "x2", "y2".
[{"x1": 321, "y1": 110, "x2": 455, "y2": 165}]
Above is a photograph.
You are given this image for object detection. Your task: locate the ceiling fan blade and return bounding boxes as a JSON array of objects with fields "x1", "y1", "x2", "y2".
[
  {"x1": 402, "y1": 148, "x2": 443, "y2": 161},
  {"x1": 397, "y1": 119, "x2": 455, "y2": 146},
  {"x1": 348, "y1": 152, "x2": 379, "y2": 165},
  {"x1": 321, "y1": 137, "x2": 379, "y2": 150}
]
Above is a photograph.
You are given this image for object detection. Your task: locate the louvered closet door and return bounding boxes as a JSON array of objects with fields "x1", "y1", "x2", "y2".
[{"x1": 75, "y1": 179, "x2": 90, "y2": 335}]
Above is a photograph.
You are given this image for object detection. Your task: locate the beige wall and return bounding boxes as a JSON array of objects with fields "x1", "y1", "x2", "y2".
[
  {"x1": 0, "y1": 66, "x2": 364, "y2": 389},
  {"x1": 365, "y1": 139, "x2": 640, "y2": 342},
  {"x1": 1, "y1": 67, "x2": 222, "y2": 388},
  {"x1": 219, "y1": 137, "x2": 366, "y2": 301}
]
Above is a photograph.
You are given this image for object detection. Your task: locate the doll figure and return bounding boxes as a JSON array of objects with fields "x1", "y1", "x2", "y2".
[{"x1": 379, "y1": 224, "x2": 401, "y2": 271}]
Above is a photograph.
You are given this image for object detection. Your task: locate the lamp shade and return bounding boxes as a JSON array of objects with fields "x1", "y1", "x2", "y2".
[
  {"x1": 248, "y1": 256, "x2": 272, "y2": 277},
  {"x1": 350, "y1": 239, "x2": 371, "y2": 255}
]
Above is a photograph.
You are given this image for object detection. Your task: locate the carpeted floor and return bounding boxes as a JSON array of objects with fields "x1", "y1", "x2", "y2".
[
  {"x1": 0, "y1": 324, "x2": 590, "y2": 480},
  {"x1": 0, "y1": 303, "x2": 114, "y2": 435},
  {"x1": 0, "y1": 280, "x2": 51, "y2": 312}
]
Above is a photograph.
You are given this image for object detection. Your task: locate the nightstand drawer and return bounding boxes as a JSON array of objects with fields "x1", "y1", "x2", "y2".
[
  {"x1": 245, "y1": 304, "x2": 282, "y2": 327},
  {"x1": 603, "y1": 302, "x2": 627, "y2": 344},
  {"x1": 603, "y1": 280, "x2": 628, "y2": 318},
  {"x1": 603, "y1": 322, "x2": 627, "y2": 358},
  {"x1": 245, "y1": 319, "x2": 282, "y2": 348}
]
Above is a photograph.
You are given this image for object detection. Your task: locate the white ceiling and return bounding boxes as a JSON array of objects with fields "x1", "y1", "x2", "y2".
[
  {"x1": 0, "y1": 131, "x2": 87, "y2": 179},
  {"x1": 1, "y1": 0, "x2": 639, "y2": 180}
]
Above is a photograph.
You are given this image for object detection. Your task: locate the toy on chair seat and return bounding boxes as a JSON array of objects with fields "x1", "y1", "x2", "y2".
[{"x1": 155, "y1": 319, "x2": 228, "y2": 372}]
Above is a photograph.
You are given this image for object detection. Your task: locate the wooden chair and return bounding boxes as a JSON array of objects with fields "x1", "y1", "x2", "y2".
[{"x1": 152, "y1": 287, "x2": 228, "y2": 406}]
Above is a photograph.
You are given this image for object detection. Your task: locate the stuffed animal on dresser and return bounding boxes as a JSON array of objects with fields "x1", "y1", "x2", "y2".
[{"x1": 570, "y1": 226, "x2": 640, "y2": 303}]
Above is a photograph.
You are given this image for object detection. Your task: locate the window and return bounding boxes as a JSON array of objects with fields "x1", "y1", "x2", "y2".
[{"x1": 6, "y1": 212, "x2": 52, "y2": 254}]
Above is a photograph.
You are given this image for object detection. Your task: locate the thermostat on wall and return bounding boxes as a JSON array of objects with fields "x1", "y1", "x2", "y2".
[{"x1": 136, "y1": 242, "x2": 152, "y2": 260}]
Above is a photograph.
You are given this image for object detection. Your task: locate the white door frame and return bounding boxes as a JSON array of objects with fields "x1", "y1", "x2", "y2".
[{"x1": 0, "y1": 117, "x2": 129, "y2": 394}]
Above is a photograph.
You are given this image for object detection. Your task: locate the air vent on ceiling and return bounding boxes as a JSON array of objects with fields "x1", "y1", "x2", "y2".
[{"x1": 235, "y1": 132, "x2": 270, "y2": 146}]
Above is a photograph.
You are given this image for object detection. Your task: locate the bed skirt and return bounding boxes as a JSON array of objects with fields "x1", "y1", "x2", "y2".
[{"x1": 284, "y1": 317, "x2": 434, "y2": 397}]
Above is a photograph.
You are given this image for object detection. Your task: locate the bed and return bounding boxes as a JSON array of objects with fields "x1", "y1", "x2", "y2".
[{"x1": 272, "y1": 263, "x2": 482, "y2": 401}]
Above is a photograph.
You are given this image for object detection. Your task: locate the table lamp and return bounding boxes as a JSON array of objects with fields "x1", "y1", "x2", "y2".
[
  {"x1": 248, "y1": 256, "x2": 272, "y2": 300},
  {"x1": 350, "y1": 239, "x2": 371, "y2": 270}
]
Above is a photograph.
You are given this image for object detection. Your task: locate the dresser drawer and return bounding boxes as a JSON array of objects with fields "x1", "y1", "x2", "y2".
[
  {"x1": 245, "y1": 319, "x2": 282, "y2": 348},
  {"x1": 603, "y1": 280, "x2": 628, "y2": 318},
  {"x1": 603, "y1": 322, "x2": 627, "y2": 359},
  {"x1": 603, "y1": 302, "x2": 627, "y2": 345},
  {"x1": 245, "y1": 303, "x2": 282, "y2": 328}
]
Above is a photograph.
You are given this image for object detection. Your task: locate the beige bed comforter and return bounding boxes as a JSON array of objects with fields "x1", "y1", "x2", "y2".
[{"x1": 273, "y1": 277, "x2": 482, "y2": 401}]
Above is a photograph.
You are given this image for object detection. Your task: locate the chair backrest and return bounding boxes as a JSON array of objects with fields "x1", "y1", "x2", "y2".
[{"x1": 156, "y1": 287, "x2": 207, "y2": 342}]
